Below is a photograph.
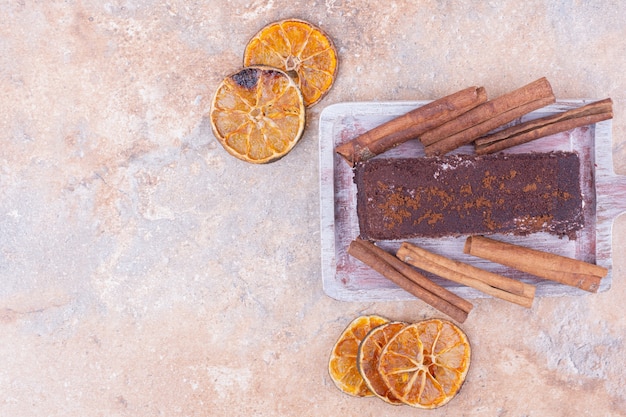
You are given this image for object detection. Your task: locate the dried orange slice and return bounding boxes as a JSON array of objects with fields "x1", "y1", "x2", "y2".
[
  {"x1": 328, "y1": 315, "x2": 389, "y2": 397},
  {"x1": 357, "y1": 321, "x2": 407, "y2": 405},
  {"x1": 243, "y1": 19, "x2": 338, "y2": 107},
  {"x1": 378, "y1": 319, "x2": 471, "y2": 409},
  {"x1": 210, "y1": 66, "x2": 305, "y2": 164}
]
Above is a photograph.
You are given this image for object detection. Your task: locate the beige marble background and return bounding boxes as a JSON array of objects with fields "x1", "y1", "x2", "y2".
[{"x1": 1, "y1": 1, "x2": 625, "y2": 416}]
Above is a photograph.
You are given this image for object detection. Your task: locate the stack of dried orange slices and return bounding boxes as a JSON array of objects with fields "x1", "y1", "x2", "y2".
[
  {"x1": 210, "y1": 19, "x2": 339, "y2": 163},
  {"x1": 328, "y1": 315, "x2": 471, "y2": 409}
]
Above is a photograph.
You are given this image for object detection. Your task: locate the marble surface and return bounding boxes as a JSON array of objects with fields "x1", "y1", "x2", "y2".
[{"x1": 1, "y1": 1, "x2": 625, "y2": 415}]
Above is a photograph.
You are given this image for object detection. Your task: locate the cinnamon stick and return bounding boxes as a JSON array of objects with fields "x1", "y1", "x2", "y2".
[
  {"x1": 396, "y1": 242, "x2": 535, "y2": 308},
  {"x1": 397, "y1": 242, "x2": 535, "y2": 298},
  {"x1": 475, "y1": 98, "x2": 613, "y2": 154},
  {"x1": 355, "y1": 239, "x2": 473, "y2": 314},
  {"x1": 463, "y1": 236, "x2": 607, "y2": 292},
  {"x1": 334, "y1": 86, "x2": 487, "y2": 166},
  {"x1": 421, "y1": 77, "x2": 555, "y2": 156},
  {"x1": 347, "y1": 239, "x2": 471, "y2": 322}
]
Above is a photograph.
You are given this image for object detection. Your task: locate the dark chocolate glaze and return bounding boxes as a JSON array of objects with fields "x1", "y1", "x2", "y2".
[{"x1": 354, "y1": 152, "x2": 584, "y2": 240}]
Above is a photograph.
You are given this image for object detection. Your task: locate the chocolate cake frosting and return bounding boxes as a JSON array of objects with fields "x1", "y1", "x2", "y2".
[{"x1": 354, "y1": 152, "x2": 584, "y2": 240}]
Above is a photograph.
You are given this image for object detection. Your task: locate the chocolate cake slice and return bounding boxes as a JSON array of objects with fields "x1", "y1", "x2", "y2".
[{"x1": 354, "y1": 152, "x2": 584, "y2": 240}]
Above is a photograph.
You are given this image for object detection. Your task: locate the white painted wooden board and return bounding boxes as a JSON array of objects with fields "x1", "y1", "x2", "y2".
[{"x1": 319, "y1": 100, "x2": 625, "y2": 301}]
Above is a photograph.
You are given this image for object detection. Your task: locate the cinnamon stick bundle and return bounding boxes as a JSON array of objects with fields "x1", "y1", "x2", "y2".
[
  {"x1": 347, "y1": 238, "x2": 472, "y2": 322},
  {"x1": 396, "y1": 242, "x2": 535, "y2": 308},
  {"x1": 335, "y1": 86, "x2": 487, "y2": 166},
  {"x1": 474, "y1": 98, "x2": 613, "y2": 154},
  {"x1": 421, "y1": 77, "x2": 556, "y2": 156},
  {"x1": 464, "y1": 236, "x2": 608, "y2": 292}
]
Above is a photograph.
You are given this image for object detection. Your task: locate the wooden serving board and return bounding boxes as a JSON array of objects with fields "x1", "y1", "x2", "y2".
[{"x1": 319, "y1": 100, "x2": 626, "y2": 301}]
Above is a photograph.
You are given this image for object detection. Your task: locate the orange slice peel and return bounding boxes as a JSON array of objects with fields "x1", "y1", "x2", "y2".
[
  {"x1": 210, "y1": 66, "x2": 305, "y2": 164},
  {"x1": 244, "y1": 19, "x2": 338, "y2": 107},
  {"x1": 328, "y1": 315, "x2": 389, "y2": 397},
  {"x1": 357, "y1": 321, "x2": 407, "y2": 405},
  {"x1": 378, "y1": 318, "x2": 471, "y2": 409}
]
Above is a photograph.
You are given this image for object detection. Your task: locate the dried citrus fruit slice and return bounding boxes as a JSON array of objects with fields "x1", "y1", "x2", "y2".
[
  {"x1": 357, "y1": 321, "x2": 407, "y2": 405},
  {"x1": 243, "y1": 19, "x2": 338, "y2": 107},
  {"x1": 378, "y1": 319, "x2": 471, "y2": 409},
  {"x1": 328, "y1": 315, "x2": 389, "y2": 397},
  {"x1": 210, "y1": 66, "x2": 305, "y2": 164}
]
